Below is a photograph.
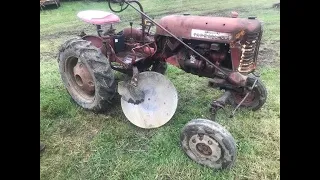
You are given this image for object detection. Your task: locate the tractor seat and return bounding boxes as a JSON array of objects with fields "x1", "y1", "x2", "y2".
[{"x1": 77, "y1": 10, "x2": 120, "y2": 25}]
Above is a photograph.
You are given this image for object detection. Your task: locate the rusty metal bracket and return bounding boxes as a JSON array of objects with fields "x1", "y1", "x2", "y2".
[
  {"x1": 210, "y1": 91, "x2": 231, "y2": 120},
  {"x1": 130, "y1": 66, "x2": 139, "y2": 87}
]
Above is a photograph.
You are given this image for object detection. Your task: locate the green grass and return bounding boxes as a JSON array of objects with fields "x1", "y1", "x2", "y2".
[{"x1": 40, "y1": 0, "x2": 280, "y2": 179}]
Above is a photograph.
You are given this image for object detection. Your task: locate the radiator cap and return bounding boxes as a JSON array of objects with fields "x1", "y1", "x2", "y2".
[{"x1": 231, "y1": 11, "x2": 238, "y2": 18}]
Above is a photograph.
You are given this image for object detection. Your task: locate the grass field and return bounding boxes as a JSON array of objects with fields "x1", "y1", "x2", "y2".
[{"x1": 40, "y1": 0, "x2": 280, "y2": 179}]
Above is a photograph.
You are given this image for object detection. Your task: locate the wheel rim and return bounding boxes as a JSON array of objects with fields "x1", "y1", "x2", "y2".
[
  {"x1": 189, "y1": 134, "x2": 222, "y2": 161},
  {"x1": 65, "y1": 56, "x2": 95, "y2": 102},
  {"x1": 231, "y1": 86, "x2": 259, "y2": 106}
]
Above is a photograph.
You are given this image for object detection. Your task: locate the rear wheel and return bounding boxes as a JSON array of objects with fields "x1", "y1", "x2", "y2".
[
  {"x1": 58, "y1": 37, "x2": 116, "y2": 112},
  {"x1": 228, "y1": 74, "x2": 267, "y2": 111},
  {"x1": 180, "y1": 119, "x2": 237, "y2": 170}
]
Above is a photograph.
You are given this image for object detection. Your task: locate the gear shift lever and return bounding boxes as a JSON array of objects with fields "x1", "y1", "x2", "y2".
[{"x1": 129, "y1": 21, "x2": 134, "y2": 42}]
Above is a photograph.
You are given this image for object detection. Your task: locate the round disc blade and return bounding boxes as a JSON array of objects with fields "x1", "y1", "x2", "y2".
[{"x1": 121, "y1": 71, "x2": 178, "y2": 129}]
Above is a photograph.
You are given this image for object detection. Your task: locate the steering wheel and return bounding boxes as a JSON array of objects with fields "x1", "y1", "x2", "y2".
[{"x1": 108, "y1": 0, "x2": 129, "y2": 13}]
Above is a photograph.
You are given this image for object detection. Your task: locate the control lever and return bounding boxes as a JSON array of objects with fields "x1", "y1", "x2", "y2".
[{"x1": 129, "y1": 21, "x2": 134, "y2": 42}]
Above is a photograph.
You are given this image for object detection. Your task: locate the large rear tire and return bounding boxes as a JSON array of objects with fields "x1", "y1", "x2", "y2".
[{"x1": 58, "y1": 37, "x2": 116, "y2": 112}]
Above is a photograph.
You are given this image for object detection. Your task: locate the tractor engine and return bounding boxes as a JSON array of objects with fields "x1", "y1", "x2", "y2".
[
  {"x1": 176, "y1": 41, "x2": 231, "y2": 78},
  {"x1": 155, "y1": 14, "x2": 263, "y2": 77}
]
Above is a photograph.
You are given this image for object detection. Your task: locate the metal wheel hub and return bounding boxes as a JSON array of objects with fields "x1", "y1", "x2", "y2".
[
  {"x1": 233, "y1": 88, "x2": 256, "y2": 105},
  {"x1": 73, "y1": 62, "x2": 95, "y2": 95},
  {"x1": 189, "y1": 134, "x2": 221, "y2": 161}
]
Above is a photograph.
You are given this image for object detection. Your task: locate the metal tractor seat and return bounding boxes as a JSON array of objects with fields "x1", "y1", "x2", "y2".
[{"x1": 77, "y1": 10, "x2": 120, "y2": 25}]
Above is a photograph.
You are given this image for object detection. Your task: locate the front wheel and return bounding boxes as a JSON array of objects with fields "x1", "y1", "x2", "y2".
[
  {"x1": 58, "y1": 37, "x2": 116, "y2": 112},
  {"x1": 180, "y1": 119, "x2": 237, "y2": 170},
  {"x1": 228, "y1": 74, "x2": 267, "y2": 111}
]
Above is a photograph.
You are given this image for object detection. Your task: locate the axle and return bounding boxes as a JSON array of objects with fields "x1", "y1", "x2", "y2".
[{"x1": 210, "y1": 91, "x2": 231, "y2": 120}]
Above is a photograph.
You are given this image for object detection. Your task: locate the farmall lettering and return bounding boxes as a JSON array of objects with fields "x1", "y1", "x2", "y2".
[{"x1": 191, "y1": 29, "x2": 232, "y2": 41}]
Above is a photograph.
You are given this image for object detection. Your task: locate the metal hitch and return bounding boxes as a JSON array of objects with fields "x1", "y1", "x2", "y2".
[
  {"x1": 210, "y1": 91, "x2": 231, "y2": 120},
  {"x1": 117, "y1": 66, "x2": 145, "y2": 105}
]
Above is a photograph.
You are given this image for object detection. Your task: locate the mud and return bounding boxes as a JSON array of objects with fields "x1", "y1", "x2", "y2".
[
  {"x1": 40, "y1": 30, "x2": 82, "y2": 41},
  {"x1": 40, "y1": 24, "x2": 94, "y2": 40},
  {"x1": 257, "y1": 41, "x2": 280, "y2": 67},
  {"x1": 203, "y1": 7, "x2": 249, "y2": 17},
  {"x1": 40, "y1": 30, "x2": 85, "y2": 61},
  {"x1": 40, "y1": 52, "x2": 58, "y2": 61}
]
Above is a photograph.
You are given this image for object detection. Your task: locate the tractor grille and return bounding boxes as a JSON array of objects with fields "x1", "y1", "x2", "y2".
[{"x1": 238, "y1": 29, "x2": 263, "y2": 74}]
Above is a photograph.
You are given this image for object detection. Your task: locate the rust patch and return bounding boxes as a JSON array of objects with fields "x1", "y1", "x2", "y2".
[
  {"x1": 227, "y1": 71, "x2": 248, "y2": 86},
  {"x1": 165, "y1": 55, "x2": 180, "y2": 67},
  {"x1": 73, "y1": 62, "x2": 95, "y2": 95},
  {"x1": 235, "y1": 30, "x2": 245, "y2": 40}
]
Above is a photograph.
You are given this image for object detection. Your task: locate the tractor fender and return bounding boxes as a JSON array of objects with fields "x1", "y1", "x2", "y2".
[{"x1": 82, "y1": 35, "x2": 107, "y2": 56}]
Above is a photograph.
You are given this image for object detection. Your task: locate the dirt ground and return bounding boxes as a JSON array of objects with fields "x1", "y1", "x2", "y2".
[{"x1": 258, "y1": 41, "x2": 280, "y2": 67}]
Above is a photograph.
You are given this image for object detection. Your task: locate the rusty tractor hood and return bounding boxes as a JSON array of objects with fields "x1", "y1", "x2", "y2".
[{"x1": 155, "y1": 15, "x2": 262, "y2": 43}]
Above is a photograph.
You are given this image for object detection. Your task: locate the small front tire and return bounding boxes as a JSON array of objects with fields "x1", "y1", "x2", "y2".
[{"x1": 180, "y1": 119, "x2": 237, "y2": 170}]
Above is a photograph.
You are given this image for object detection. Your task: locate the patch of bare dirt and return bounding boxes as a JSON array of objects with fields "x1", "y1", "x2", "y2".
[
  {"x1": 40, "y1": 52, "x2": 57, "y2": 61},
  {"x1": 202, "y1": 7, "x2": 249, "y2": 17},
  {"x1": 272, "y1": 3, "x2": 280, "y2": 8},
  {"x1": 257, "y1": 41, "x2": 280, "y2": 67},
  {"x1": 40, "y1": 30, "x2": 81, "y2": 41}
]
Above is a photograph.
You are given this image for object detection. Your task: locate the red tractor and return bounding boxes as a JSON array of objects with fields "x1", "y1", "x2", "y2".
[{"x1": 58, "y1": 0, "x2": 267, "y2": 170}]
